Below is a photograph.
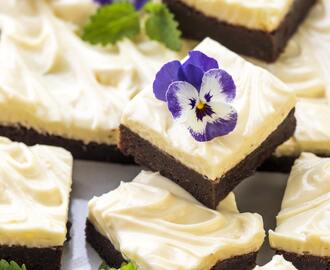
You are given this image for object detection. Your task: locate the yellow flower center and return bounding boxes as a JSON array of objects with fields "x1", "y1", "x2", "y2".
[{"x1": 196, "y1": 101, "x2": 205, "y2": 110}]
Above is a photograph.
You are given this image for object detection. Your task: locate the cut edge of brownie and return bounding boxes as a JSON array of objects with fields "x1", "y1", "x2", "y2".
[
  {"x1": 258, "y1": 155, "x2": 297, "y2": 173},
  {"x1": 164, "y1": 0, "x2": 316, "y2": 62},
  {"x1": 119, "y1": 109, "x2": 296, "y2": 209},
  {"x1": 259, "y1": 152, "x2": 330, "y2": 173},
  {"x1": 85, "y1": 219, "x2": 258, "y2": 270},
  {"x1": 0, "y1": 124, "x2": 134, "y2": 164},
  {"x1": 0, "y1": 245, "x2": 63, "y2": 270},
  {"x1": 276, "y1": 250, "x2": 330, "y2": 270},
  {"x1": 0, "y1": 222, "x2": 71, "y2": 270}
]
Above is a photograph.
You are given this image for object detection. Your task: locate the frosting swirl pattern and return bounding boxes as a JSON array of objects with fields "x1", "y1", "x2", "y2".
[
  {"x1": 0, "y1": 137, "x2": 73, "y2": 247},
  {"x1": 275, "y1": 98, "x2": 330, "y2": 157},
  {"x1": 122, "y1": 38, "x2": 296, "y2": 180},
  {"x1": 0, "y1": 0, "x2": 190, "y2": 145},
  {"x1": 88, "y1": 171, "x2": 265, "y2": 270},
  {"x1": 270, "y1": 153, "x2": 330, "y2": 256}
]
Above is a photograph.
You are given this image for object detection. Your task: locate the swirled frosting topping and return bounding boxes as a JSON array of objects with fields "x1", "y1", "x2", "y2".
[
  {"x1": 254, "y1": 255, "x2": 297, "y2": 270},
  {"x1": 88, "y1": 170, "x2": 265, "y2": 270},
  {"x1": 0, "y1": 137, "x2": 73, "y2": 248},
  {"x1": 253, "y1": 0, "x2": 330, "y2": 99},
  {"x1": 180, "y1": 0, "x2": 294, "y2": 32},
  {"x1": 0, "y1": 0, "x2": 189, "y2": 145},
  {"x1": 275, "y1": 98, "x2": 330, "y2": 157},
  {"x1": 270, "y1": 153, "x2": 330, "y2": 257},
  {"x1": 122, "y1": 38, "x2": 296, "y2": 180}
]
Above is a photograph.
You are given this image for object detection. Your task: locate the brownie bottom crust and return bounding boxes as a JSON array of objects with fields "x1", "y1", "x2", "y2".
[
  {"x1": 276, "y1": 250, "x2": 330, "y2": 270},
  {"x1": 0, "y1": 245, "x2": 63, "y2": 270},
  {"x1": 119, "y1": 109, "x2": 296, "y2": 209},
  {"x1": 0, "y1": 124, "x2": 133, "y2": 163},
  {"x1": 86, "y1": 220, "x2": 258, "y2": 270},
  {"x1": 163, "y1": 0, "x2": 316, "y2": 62}
]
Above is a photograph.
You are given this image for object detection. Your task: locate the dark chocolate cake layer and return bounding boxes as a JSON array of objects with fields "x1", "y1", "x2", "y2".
[
  {"x1": 0, "y1": 245, "x2": 62, "y2": 270},
  {"x1": 86, "y1": 220, "x2": 125, "y2": 269},
  {"x1": 119, "y1": 109, "x2": 296, "y2": 209},
  {"x1": 277, "y1": 250, "x2": 330, "y2": 270},
  {"x1": 259, "y1": 153, "x2": 330, "y2": 173},
  {"x1": 0, "y1": 124, "x2": 133, "y2": 163},
  {"x1": 0, "y1": 223, "x2": 71, "y2": 270},
  {"x1": 164, "y1": 0, "x2": 316, "y2": 62},
  {"x1": 258, "y1": 155, "x2": 297, "y2": 173},
  {"x1": 86, "y1": 220, "x2": 257, "y2": 270}
]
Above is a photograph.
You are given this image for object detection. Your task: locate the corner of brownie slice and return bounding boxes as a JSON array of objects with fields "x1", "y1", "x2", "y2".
[
  {"x1": 163, "y1": 0, "x2": 316, "y2": 62},
  {"x1": 270, "y1": 153, "x2": 330, "y2": 270},
  {"x1": 120, "y1": 37, "x2": 296, "y2": 209},
  {"x1": 0, "y1": 137, "x2": 73, "y2": 270},
  {"x1": 86, "y1": 170, "x2": 265, "y2": 270}
]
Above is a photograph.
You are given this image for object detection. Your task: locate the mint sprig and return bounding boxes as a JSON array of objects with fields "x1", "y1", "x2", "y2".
[
  {"x1": 144, "y1": 3, "x2": 181, "y2": 51},
  {"x1": 82, "y1": 2, "x2": 182, "y2": 51},
  {"x1": 0, "y1": 259, "x2": 27, "y2": 270},
  {"x1": 98, "y1": 261, "x2": 137, "y2": 270},
  {"x1": 82, "y1": 3, "x2": 140, "y2": 45}
]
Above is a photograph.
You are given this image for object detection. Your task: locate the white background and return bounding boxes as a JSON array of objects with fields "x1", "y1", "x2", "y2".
[{"x1": 62, "y1": 160, "x2": 289, "y2": 269}]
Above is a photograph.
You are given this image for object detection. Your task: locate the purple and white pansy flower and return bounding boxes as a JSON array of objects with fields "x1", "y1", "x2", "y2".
[{"x1": 153, "y1": 51, "x2": 238, "y2": 142}]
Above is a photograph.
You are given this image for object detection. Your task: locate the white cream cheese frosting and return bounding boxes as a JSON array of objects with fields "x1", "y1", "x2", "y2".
[
  {"x1": 88, "y1": 170, "x2": 265, "y2": 270},
  {"x1": 252, "y1": 0, "x2": 330, "y2": 99},
  {"x1": 0, "y1": 137, "x2": 73, "y2": 248},
  {"x1": 251, "y1": 0, "x2": 330, "y2": 158},
  {"x1": 254, "y1": 255, "x2": 297, "y2": 270},
  {"x1": 0, "y1": 0, "x2": 190, "y2": 145},
  {"x1": 269, "y1": 153, "x2": 330, "y2": 257},
  {"x1": 122, "y1": 38, "x2": 296, "y2": 180},
  {"x1": 180, "y1": 0, "x2": 294, "y2": 32},
  {"x1": 275, "y1": 98, "x2": 330, "y2": 157}
]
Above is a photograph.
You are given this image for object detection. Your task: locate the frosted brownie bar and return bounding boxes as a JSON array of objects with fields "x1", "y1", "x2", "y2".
[
  {"x1": 120, "y1": 38, "x2": 296, "y2": 208},
  {"x1": 0, "y1": 0, "x2": 187, "y2": 163},
  {"x1": 270, "y1": 153, "x2": 330, "y2": 270},
  {"x1": 87, "y1": 171, "x2": 265, "y2": 270},
  {"x1": 164, "y1": 0, "x2": 316, "y2": 62},
  {"x1": 0, "y1": 137, "x2": 73, "y2": 270}
]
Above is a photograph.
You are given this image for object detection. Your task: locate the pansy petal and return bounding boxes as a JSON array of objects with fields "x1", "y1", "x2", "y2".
[
  {"x1": 188, "y1": 128, "x2": 208, "y2": 143},
  {"x1": 181, "y1": 51, "x2": 219, "y2": 89},
  {"x1": 208, "y1": 100, "x2": 234, "y2": 122},
  {"x1": 166, "y1": 81, "x2": 199, "y2": 120},
  {"x1": 153, "y1": 60, "x2": 183, "y2": 101},
  {"x1": 188, "y1": 102, "x2": 237, "y2": 142},
  {"x1": 134, "y1": 0, "x2": 148, "y2": 10},
  {"x1": 181, "y1": 64, "x2": 204, "y2": 90},
  {"x1": 94, "y1": 0, "x2": 147, "y2": 9},
  {"x1": 188, "y1": 107, "x2": 237, "y2": 142},
  {"x1": 200, "y1": 69, "x2": 236, "y2": 104},
  {"x1": 205, "y1": 109, "x2": 238, "y2": 140},
  {"x1": 93, "y1": 0, "x2": 112, "y2": 5},
  {"x1": 183, "y1": 51, "x2": 219, "y2": 72}
]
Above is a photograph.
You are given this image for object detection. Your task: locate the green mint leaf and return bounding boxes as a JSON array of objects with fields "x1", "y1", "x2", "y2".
[
  {"x1": 82, "y1": 3, "x2": 141, "y2": 45},
  {"x1": 98, "y1": 261, "x2": 116, "y2": 270},
  {"x1": 144, "y1": 2, "x2": 182, "y2": 51},
  {"x1": 0, "y1": 260, "x2": 26, "y2": 270},
  {"x1": 98, "y1": 261, "x2": 137, "y2": 270},
  {"x1": 121, "y1": 262, "x2": 137, "y2": 270}
]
